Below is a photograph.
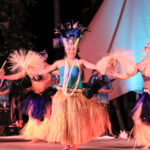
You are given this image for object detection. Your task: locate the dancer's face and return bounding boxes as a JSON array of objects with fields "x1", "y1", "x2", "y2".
[
  {"x1": 65, "y1": 39, "x2": 77, "y2": 59},
  {"x1": 145, "y1": 43, "x2": 150, "y2": 56}
]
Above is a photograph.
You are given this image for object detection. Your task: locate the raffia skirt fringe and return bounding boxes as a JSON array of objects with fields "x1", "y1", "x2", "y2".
[
  {"x1": 132, "y1": 92, "x2": 150, "y2": 145},
  {"x1": 20, "y1": 117, "x2": 42, "y2": 140},
  {"x1": 21, "y1": 104, "x2": 51, "y2": 140},
  {"x1": 39, "y1": 90, "x2": 110, "y2": 145}
]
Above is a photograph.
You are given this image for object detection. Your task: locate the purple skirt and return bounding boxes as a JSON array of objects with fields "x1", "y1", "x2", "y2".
[
  {"x1": 22, "y1": 89, "x2": 52, "y2": 120},
  {"x1": 131, "y1": 92, "x2": 150, "y2": 124}
]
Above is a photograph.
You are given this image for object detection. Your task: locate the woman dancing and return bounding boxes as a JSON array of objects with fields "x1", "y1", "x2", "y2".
[
  {"x1": 0, "y1": 50, "x2": 53, "y2": 142},
  {"x1": 97, "y1": 43, "x2": 150, "y2": 150},
  {"x1": 36, "y1": 22, "x2": 110, "y2": 150}
]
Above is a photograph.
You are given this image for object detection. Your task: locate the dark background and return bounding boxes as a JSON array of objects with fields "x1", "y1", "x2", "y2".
[
  {"x1": 0, "y1": 0, "x2": 103, "y2": 65},
  {"x1": 24, "y1": 0, "x2": 103, "y2": 63}
]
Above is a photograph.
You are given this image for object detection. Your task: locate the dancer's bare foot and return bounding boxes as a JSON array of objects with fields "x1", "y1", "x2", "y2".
[
  {"x1": 69, "y1": 147, "x2": 77, "y2": 150},
  {"x1": 141, "y1": 145, "x2": 150, "y2": 150},
  {"x1": 63, "y1": 145, "x2": 70, "y2": 150},
  {"x1": 30, "y1": 139, "x2": 40, "y2": 143},
  {"x1": 63, "y1": 144, "x2": 78, "y2": 150},
  {"x1": 70, "y1": 144, "x2": 78, "y2": 150}
]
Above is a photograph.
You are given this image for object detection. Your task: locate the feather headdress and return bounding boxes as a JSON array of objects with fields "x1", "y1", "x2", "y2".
[
  {"x1": 8, "y1": 49, "x2": 46, "y2": 74},
  {"x1": 96, "y1": 50, "x2": 136, "y2": 78},
  {"x1": 54, "y1": 21, "x2": 88, "y2": 48}
]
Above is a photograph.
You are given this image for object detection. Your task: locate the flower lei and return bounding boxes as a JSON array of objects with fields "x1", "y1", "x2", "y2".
[{"x1": 62, "y1": 58, "x2": 81, "y2": 96}]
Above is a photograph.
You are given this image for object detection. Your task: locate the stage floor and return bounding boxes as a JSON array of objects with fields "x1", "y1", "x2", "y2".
[{"x1": 0, "y1": 135, "x2": 143, "y2": 150}]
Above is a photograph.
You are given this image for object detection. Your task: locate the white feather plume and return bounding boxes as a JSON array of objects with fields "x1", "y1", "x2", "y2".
[
  {"x1": 8, "y1": 49, "x2": 45, "y2": 74},
  {"x1": 96, "y1": 50, "x2": 136, "y2": 77}
]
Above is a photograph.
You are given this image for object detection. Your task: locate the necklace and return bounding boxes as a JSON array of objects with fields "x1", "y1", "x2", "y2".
[{"x1": 63, "y1": 58, "x2": 81, "y2": 96}]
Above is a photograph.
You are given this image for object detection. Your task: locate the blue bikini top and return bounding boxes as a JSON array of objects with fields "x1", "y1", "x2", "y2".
[{"x1": 59, "y1": 66, "x2": 82, "y2": 89}]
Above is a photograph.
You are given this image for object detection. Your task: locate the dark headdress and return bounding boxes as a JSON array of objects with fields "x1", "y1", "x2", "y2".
[{"x1": 54, "y1": 21, "x2": 88, "y2": 48}]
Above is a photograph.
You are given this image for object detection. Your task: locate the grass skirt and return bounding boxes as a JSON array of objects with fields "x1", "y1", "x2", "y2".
[
  {"x1": 21, "y1": 104, "x2": 51, "y2": 140},
  {"x1": 132, "y1": 92, "x2": 150, "y2": 145},
  {"x1": 133, "y1": 121, "x2": 150, "y2": 146},
  {"x1": 22, "y1": 91, "x2": 52, "y2": 120},
  {"x1": 20, "y1": 116, "x2": 42, "y2": 140},
  {"x1": 40, "y1": 90, "x2": 110, "y2": 145}
]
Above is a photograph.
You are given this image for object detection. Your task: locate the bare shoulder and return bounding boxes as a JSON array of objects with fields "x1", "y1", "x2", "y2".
[
  {"x1": 54, "y1": 59, "x2": 65, "y2": 68},
  {"x1": 78, "y1": 59, "x2": 91, "y2": 65},
  {"x1": 78, "y1": 59, "x2": 85, "y2": 65},
  {"x1": 44, "y1": 62, "x2": 51, "y2": 67}
]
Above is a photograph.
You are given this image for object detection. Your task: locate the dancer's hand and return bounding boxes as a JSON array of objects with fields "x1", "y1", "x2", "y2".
[{"x1": 99, "y1": 88, "x2": 105, "y2": 92}]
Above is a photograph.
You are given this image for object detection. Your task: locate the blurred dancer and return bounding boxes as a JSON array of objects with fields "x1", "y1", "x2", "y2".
[{"x1": 0, "y1": 50, "x2": 53, "y2": 142}]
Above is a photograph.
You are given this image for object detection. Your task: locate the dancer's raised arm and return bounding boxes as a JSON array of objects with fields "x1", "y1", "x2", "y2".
[
  {"x1": 37, "y1": 60, "x2": 61, "y2": 75},
  {"x1": 80, "y1": 59, "x2": 97, "y2": 70},
  {"x1": 96, "y1": 51, "x2": 136, "y2": 79},
  {"x1": 0, "y1": 71, "x2": 25, "y2": 80},
  {"x1": 112, "y1": 68, "x2": 138, "y2": 79}
]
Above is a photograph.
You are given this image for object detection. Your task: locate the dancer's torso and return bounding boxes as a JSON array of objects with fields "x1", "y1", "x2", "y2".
[
  {"x1": 142, "y1": 75, "x2": 150, "y2": 88},
  {"x1": 59, "y1": 66, "x2": 82, "y2": 89},
  {"x1": 31, "y1": 73, "x2": 52, "y2": 94}
]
